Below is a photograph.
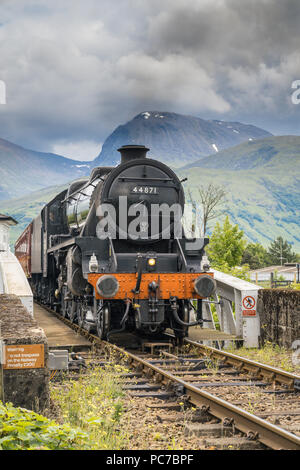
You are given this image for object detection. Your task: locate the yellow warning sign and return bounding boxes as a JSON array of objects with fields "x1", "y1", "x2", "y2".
[{"x1": 3, "y1": 344, "x2": 45, "y2": 370}]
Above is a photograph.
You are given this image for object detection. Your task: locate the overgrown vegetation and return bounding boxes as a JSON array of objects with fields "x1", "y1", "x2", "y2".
[
  {"x1": 226, "y1": 341, "x2": 300, "y2": 373},
  {"x1": 0, "y1": 401, "x2": 86, "y2": 450},
  {"x1": 50, "y1": 363, "x2": 129, "y2": 449},
  {"x1": 0, "y1": 362, "x2": 129, "y2": 450}
]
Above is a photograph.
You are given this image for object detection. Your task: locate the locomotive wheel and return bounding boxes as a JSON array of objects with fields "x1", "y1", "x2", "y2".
[{"x1": 96, "y1": 305, "x2": 110, "y2": 339}]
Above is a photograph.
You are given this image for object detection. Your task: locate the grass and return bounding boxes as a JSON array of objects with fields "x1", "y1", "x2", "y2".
[
  {"x1": 226, "y1": 341, "x2": 300, "y2": 374},
  {"x1": 49, "y1": 362, "x2": 130, "y2": 450}
]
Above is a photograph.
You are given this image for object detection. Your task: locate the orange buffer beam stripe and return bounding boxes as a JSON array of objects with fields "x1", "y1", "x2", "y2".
[{"x1": 88, "y1": 272, "x2": 214, "y2": 300}]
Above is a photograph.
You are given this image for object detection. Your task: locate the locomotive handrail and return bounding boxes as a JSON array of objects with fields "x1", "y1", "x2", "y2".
[
  {"x1": 175, "y1": 237, "x2": 188, "y2": 270},
  {"x1": 61, "y1": 175, "x2": 104, "y2": 204},
  {"x1": 118, "y1": 176, "x2": 173, "y2": 181},
  {"x1": 109, "y1": 237, "x2": 118, "y2": 271}
]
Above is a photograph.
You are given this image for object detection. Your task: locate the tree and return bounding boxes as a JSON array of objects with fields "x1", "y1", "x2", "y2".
[
  {"x1": 207, "y1": 216, "x2": 247, "y2": 268},
  {"x1": 267, "y1": 236, "x2": 297, "y2": 266},
  {"x1": 188, "y1": 183, "x2": 226, "y2": 236},
  {"x1": 241, "y1": 242, "x2": 268, "y2": 269}
]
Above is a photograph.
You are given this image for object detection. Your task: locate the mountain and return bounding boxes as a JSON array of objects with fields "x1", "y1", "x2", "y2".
[
  {"x1": 0, "y1": 138, "x2": 91, "y2": 200},
  {"x1": 0, "y1": 112, "x2": 271, "y2": 201},
  {"x1": 1, "y1": 118, "x2": 299, "y2": 252},
  {"x1": 0, "y1": 183, "x2": 68, "y2": 247},
  {"x1": 93, "y1": 111, "x2": 272, "y2": 168},
  {"x1": 178, "y1": 136, "x2": 300, "y2": 250}
]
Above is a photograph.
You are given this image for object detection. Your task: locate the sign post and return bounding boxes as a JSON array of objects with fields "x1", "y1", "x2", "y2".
[{"x1": 3, "y1": 344, "x2": 45, "y2": 370}]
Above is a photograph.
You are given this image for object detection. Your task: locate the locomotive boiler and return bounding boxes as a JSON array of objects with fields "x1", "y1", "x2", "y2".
[{"x1": 15, "y1": 145, "x2": 216, "y2": 340}]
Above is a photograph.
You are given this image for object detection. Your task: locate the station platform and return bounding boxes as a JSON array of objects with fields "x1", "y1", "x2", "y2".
[
  {"x1": 34, "y1": 303, "x2": 91, "y2": 350},
  {"x1": 34, "y1": 302, "x2": 240, "y2": 350}
]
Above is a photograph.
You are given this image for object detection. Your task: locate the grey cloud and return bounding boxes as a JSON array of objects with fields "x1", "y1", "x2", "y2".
[{"x1": 0, "y1": 0, "x2": 299, "y2": 158}]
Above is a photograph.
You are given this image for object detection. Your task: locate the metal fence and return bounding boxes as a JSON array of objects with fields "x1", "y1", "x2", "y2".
[{"x1": 201, "y1": 270, "x2": 262, "y2": 348}]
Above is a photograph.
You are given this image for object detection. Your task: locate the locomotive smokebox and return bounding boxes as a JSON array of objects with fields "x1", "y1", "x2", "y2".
[{"x1": 118, "y1": 145, "x2": 150, "y2": 164}]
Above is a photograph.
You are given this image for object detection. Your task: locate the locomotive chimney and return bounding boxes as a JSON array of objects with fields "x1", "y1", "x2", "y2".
[{"x1": 118, "y1": 145, "x2": 150, "y2": 164}]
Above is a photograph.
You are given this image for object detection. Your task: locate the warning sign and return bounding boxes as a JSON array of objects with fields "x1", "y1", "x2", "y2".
[
  {"x1": 3, "y1": 344, "x2": 45, "y2": 370},
  {"x1": 243, "y1": 296, "x2": 256, "y2": 309},
  {"x1": 242, "y1": 295, "x2": 256, "y2": 317}
]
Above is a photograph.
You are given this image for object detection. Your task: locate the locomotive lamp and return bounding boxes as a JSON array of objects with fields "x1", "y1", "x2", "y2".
[
  {"x1": 89, "y1": 253, "x2": 98, "y2": 272},
  {"x1": 193, "y1": 275, "x2": 216, "y2": 298},
  {"x1": 96, "y1": 275, "x2": 119, "y2": 298},
  {"x1": 147, "y1": 255, "x2": 157, "y2": 272}
]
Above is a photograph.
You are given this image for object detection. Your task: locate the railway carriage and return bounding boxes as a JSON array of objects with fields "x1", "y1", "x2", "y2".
[{"x1": 15, "y1": 145, "x2": 216, "y2": 340}]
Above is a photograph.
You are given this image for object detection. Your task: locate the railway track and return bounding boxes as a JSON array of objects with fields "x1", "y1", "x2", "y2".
[{"x1": 40, "y1": 303, "x2": 300, "y2": 450}]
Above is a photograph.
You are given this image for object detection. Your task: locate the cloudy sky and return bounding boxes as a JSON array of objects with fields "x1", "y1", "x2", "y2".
[{"x1": 0, "y1": 0, "x2": 300, "y2": 160}]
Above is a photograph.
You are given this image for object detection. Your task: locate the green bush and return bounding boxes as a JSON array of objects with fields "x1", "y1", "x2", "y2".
[{"x1": 0, "y1": 401, "x2": 87, "y2": 450}]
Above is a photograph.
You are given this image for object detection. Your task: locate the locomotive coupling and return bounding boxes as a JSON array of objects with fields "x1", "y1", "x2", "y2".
[{"x1": 170, "y1": 297, "x2": 200, "y2": 327}]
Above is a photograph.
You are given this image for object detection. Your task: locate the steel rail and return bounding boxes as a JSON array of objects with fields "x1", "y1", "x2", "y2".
[
  {"x1": 183, "y1": 337, "x2": 300, "y2": 390},
  {"x1": 97, "y1": 340, "x2": 300, "y2": 450},
  {"x1": 39, "y1": 304, "x2": 300, "y2": 450}
]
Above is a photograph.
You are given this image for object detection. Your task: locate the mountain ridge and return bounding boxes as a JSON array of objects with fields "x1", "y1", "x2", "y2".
[{"x1": 93, "y1": 111, "x2": 272, "y2": 167}]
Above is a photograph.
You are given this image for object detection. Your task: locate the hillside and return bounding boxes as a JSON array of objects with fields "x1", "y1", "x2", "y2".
[
  {"x1": 182, "y1": 135, "x2": 300, "y2": 171},
  {"x1": 2, "y1": 134, "x2": 300, "y2": 252},
  {"x1": 179, "y1": 136, "x2": 300, "y2": 250},
  {"x1": 0, "y1": 138, "x2": 91, "y2": 200},
  {"x1": 94, "y1": 111, "x2": 271, "y2": 168}
]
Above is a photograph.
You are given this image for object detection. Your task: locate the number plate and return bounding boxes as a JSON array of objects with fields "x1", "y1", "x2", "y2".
[{"x1": 131, "y1": 186, "x2": 159, "y2": 194}]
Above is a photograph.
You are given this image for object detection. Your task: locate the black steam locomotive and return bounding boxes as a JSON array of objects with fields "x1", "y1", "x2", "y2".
[{"x1": 15, "y1": 145, "x2": 216, "y2": 340}]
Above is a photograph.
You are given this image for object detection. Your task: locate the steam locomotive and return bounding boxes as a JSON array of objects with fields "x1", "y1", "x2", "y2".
[{"x1": 15, "y1": 145, "x2": 216, "y2": 340}]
